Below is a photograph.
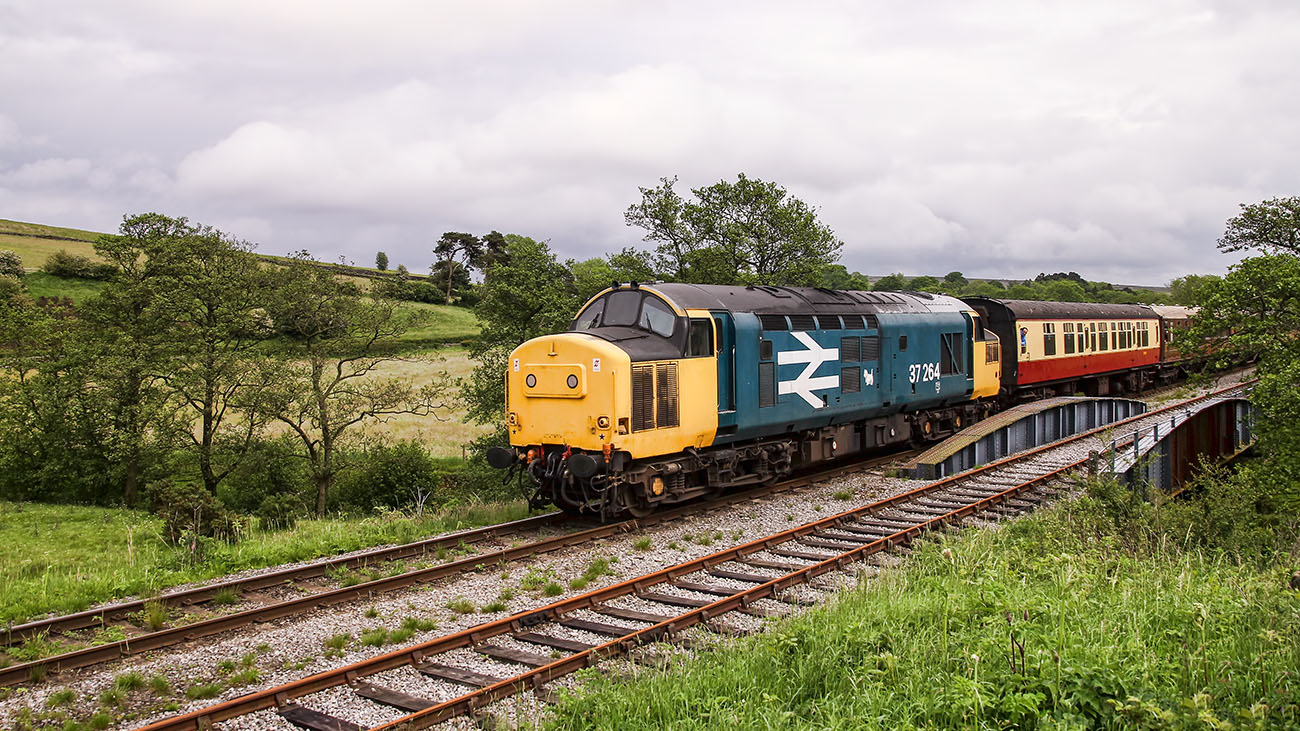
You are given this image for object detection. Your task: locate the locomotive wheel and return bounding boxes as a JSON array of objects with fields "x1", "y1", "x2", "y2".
[{"x1": 620, "y1": 485, "x2": 655, "y2": 518}]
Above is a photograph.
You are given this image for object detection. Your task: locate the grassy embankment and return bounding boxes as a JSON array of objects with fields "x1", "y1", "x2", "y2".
[
  {"x1": 0, "y1": 499, "x2": 530, "y2": 634},
  {"x1": 546, "y1": 481, "x2": 1300, "y2": 730}
]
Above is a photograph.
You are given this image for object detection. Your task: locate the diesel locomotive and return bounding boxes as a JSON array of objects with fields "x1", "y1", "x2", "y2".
[{"x1": 486, "y1": 283, "x2": 1192, "y2": 519}]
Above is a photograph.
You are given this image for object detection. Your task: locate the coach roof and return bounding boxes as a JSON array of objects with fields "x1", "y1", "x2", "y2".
[{"x1": 963, "y1": 297, "x2": 1156, "y2": 320}]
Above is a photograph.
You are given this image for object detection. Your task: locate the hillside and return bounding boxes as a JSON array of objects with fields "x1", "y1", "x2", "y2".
[
  {"x1": 0, "y1": 219, "x2": 477, "y2": 346},
  {"x1": 0, "y1": 218, "x2": 432, "y2": 283},
  {"x1": 0, "y1": 218, "x2": 102, "y2": 268}
]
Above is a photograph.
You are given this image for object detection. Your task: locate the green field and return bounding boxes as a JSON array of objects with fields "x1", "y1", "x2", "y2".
[
  {"x1": 396, "y1": 301, "x2": 481, "y2": 349},
  {"x1": 547, "y1": 484, "x2": 1300, "y2": 729},
  {"x1": 0, "y1": 499, "x2": 531, "y2": 632}
]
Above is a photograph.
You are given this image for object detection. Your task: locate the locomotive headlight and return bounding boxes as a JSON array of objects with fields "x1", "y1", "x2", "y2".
[
  {"x1": 507, "y1": 412, "x2": 518, "y2": 426},
  {"x1": 567, "y1": 374, "x2": 579, "y2": 389},
  {"x1": 525, "y1": 374, "x2": 537, "y2": 388},
  {"x1": 597, "y1": 416, "x2": 611, "y2": 429}
]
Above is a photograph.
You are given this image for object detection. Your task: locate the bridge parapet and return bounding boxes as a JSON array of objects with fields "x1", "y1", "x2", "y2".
[
  {"x1": 1102, "y1": 397, "x2": 1255, "y2": 492},
  {"x1": 905, "y1": 397, "x2": 1148, "y2": 480}
]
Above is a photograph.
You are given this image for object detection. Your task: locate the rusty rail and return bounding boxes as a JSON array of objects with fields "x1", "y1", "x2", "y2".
[{"x1": 0, "y1": 451, "x2": 907, "y2": 687}]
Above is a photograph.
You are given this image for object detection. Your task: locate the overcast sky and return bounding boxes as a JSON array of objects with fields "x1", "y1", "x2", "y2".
[{"x1": 2, "y1": 1, "x2": 1297, "y2": 285}]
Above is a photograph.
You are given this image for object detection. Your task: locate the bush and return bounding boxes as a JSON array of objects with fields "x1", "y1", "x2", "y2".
[
  {"x1": 256, "y1": 492, "x2": 300, "y2": 531},
  {"x1": 0, "y1": 250, "x2": 22, "y2": 278},
  {"x1": 145, "y1": 479, "x2": 244, "y2": 547},
  {"x1": 0, "y1": 274, "x2": 25, "y2": 302},
  {"x1": 330, "y1": 441, "x2": 516, "y2": 513},
  {"x1": 42, "y1": 249, "x2": 116, "y2": 280},
  {"x1": 215, "y1": 437, "x2": 308, "y2": 514},
  {"x1": 1068, "y1": 463, "x2": 1296, "y2": 563},
  {"x1": 330, "y1": 441, "x2": 438, "y2": 512},
  {"x1": 373, "y1": 278, "x2": 444, "y2": 304}
]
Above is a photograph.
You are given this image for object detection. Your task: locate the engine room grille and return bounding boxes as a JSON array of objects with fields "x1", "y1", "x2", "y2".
[
  {"x1": 656, "y1": 363, "x2": 679, "y2": 428},
  {"x1": 632, "y1": 365, "x2": 654, "y2": 432},
  {"x1": 841, "y1": 336, "x2": 861, "y2": 362},
  {"x1": 840, "y1": 366, "x2": 861, "y2": 393},
  {"x1": 758, "y1": 362, "x2": 776, "y2": 407},
  {"x1": 862, "y1": 335, "x2": 881, "y2": 361},
  {"x1": 759, "y1": 314, "x2": 788, "y2": 331},
  {"x1": 840, "y1": 314, "x2": 865, "y2": 330}
]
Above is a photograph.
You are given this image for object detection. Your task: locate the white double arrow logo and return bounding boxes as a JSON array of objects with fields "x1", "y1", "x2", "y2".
[{"x1": 777, "y1": 332, "x2": 839, "y2": 408}]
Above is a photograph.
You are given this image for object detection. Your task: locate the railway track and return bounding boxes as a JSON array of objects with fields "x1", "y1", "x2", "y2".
[
  {"x1": 0, "y1": 450, "x2": 912, "y2": 688},
  {"x1": 133, "y1": 382, "x2": 1249, "y2": 731}
]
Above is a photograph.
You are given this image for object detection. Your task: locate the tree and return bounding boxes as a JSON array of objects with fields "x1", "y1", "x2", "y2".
[
  {"x1": 905, "y1": 275, "x2": 942, "y2": 292},
  {"x1": 625, "y1": 174, "x2": 844, "y2": 286},
  {"x1": 570, "y1": 248, "x2": 659, "y2": 303},
  {"x1": 1168, "y1": 274, "x2": 1221, "y2": 306},
  {"x1": 872, "y1": 273, "x2": 907, "y2": 291},
  {"x1": 375, "y1": 251, "x2": 388, "y2": 271},
  {"x1": 1040, "y1": 279, "x2": 1089, "y2": 302},
  {"x1": 262, "y1": 254, "x2": 452, "y2": 514},
  {"x1": 429, "y1": 259, "x2": 473, "y2": 304},
  {"x1": 81, "y1": 214, "x2": 197, "y2": 505},
  {"x1": 1217, "y1": 196, "x2": 1300, "y2": 255},
  {"x1": 943, "y1": 271, "x2": 968, "y2": 289},
  {"x1": 819, "y1": 265, "x2": 873, "y2": 291},
  {"x1": 606, "y1": 246, "x2": 657, "y2": 284},
  {"x1": 1186, "y1": 253, "x2": 1300, "y2": 508},
  {"x1": 462, "y1": 236, "x2": 579, "y2": 429},
  {"x1": 477, "y1": 231, "x2": 509, "y2": 281},
  {"x1": 0, "y1": 290, "x2": 120, "y2": 503},
  {"x1": 433, "y1": 232, "x2": 483, "y2": 304},
  {"x1": 90, "y1": 214, "x2": 277, "y2": 499}
]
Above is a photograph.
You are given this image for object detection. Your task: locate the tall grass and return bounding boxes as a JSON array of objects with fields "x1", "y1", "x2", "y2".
[
  {"x1": 547, "y1": 480, "x2": 1300, "y2": 729},
  {"x1": 0, "y1": 499, "x2": 531, "y2": 628}
]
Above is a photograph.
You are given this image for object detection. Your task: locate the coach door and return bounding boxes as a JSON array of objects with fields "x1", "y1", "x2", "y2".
[{"x1": 713, "y1": 312, "x2": 737, "y2": 432}]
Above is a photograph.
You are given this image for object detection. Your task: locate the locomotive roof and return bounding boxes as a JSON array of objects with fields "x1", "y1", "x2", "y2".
[
  {"x1": 963, "y1": 297, "x2": 1157, "y2": 320},
  {"x1": 646, "y1": 283, "x2": 969, "y2": 316}
]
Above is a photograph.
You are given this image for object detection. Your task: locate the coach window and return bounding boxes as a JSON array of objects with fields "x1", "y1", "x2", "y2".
[
  {"x1": 687, "y1": 319, "x2": 713, "y2": 357},
  {"x1": 1063, "y1": 323, "x2": 1075, "y2": 354},
  {"x1": 1110, "y1": 323, "x2": 1117, "y2": 350},
  {"x1": 1077, "y1": 323, "x2": 1086, "y2": 352},
  {"x1": 1098, "y1": 323, "x2": 1108, "y2": 351},
  {"x1": 1042, "y1": 322, "x2": 1057, "y2": 356}
]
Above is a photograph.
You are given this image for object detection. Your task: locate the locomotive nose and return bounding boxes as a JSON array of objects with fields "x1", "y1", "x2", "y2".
[{"x1": 506, "y1": 334, "x2": 628, "y2": 451}]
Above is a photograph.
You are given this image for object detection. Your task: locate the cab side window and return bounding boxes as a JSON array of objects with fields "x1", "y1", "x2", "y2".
[{"x1": 687, "y1": 319, "x2": 713, "y2": 357}]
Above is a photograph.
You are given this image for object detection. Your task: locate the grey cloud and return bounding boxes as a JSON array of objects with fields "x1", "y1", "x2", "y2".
[{"x1": 1, "y1": 0, "x2": 1297, "y2": 284}]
